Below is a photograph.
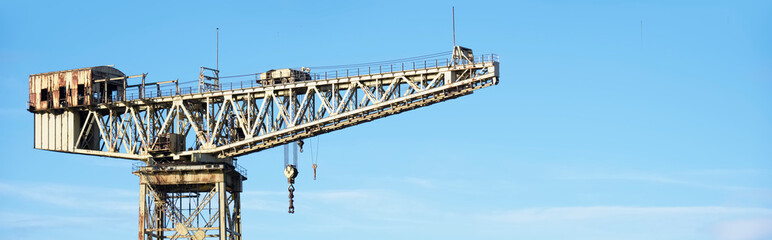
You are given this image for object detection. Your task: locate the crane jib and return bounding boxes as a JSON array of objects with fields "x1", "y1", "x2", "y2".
[{"x1": 30, "y1": 52, "x2": 499, "y2": 163}]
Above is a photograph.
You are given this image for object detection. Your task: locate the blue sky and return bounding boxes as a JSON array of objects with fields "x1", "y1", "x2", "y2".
[{"x1": 1, "y1": 0, "x2": 771, "y2": 239}]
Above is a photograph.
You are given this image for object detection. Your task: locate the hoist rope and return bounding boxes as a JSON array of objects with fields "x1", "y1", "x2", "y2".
[{"x1": 314, "y1": 136, "x2": 320, "y2": 164}]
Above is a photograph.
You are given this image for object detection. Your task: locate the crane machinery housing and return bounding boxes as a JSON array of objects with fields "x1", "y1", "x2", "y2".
[{"x1": 27, "y1": 45, "x2": 499, "y2": 240}]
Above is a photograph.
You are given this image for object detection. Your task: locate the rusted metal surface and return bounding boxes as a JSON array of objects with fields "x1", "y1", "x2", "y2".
[
  {"x1": 143, "y1": 173, "x2": 223, "y2": 185},
  {"x1": 28, "y1": 66, "x2": 125, "y2": 111},
  {"x1": 139, "y1": 183, "x2": 147, "y2": 240},
  {"x1": 135, "y1": 164, "x2": 244, "y2": 191},
  {"x1": 135, "y1": 163, "x2": 244, "y2": 240},
  {"x1": 149, "y1": 133, "x2": 186, "y2": 154}
]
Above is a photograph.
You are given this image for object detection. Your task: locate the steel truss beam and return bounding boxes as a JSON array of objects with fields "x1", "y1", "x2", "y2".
[{"x1": 70, "y1": 61, "x2": 499, "y2": 160}]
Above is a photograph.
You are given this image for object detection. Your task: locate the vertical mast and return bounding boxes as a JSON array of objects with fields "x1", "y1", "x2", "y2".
[
  {"x1": 216, "y1": 28, "x2": 219, "y2": 71},
  {"x1": 452, "y1": 7, "x2": 456, "y2": 47}
]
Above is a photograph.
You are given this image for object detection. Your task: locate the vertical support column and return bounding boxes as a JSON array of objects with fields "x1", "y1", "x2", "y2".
[
  {"x1": 138, "y1": 183, "x2": 147, "y2": 240},
  {"x1": 154, "y1": 194, "x2": 165, "y2": 240},
  {"x1": 141, "y1": 74, "x2": 146, "y2": 99},
  {"x1": 123, "y1": 76, "x2": 127, "y2": 101},
  {"x1": 218, "y1": 181, "x2": 227, "y2": 240},
  {"x1": 103, "y1": 79, "x2": 108, "y2": 103},
  {"x1": 206, "y1": 97, "x2": 211, "y2": 142},
  {"x1": 234, "y1": 192, "x2": 241, "y2": 240}
]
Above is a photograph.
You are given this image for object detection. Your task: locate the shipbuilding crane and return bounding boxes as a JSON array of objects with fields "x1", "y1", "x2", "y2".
[{"x1": 27, "y1": 45, "x2": 499, "y2": 240}]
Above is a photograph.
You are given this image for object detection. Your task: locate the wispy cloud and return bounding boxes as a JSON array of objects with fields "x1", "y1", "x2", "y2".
[
  {"x1": 715, "y1": 218, "x2": 772, "y2": 240},
  {"x1": 683, "y1": 168, "x2": 771, "y2": 177},
  {"x1": 0, "y1": 181, "x2": 136, "y2": 213},
  {"x1": 556, "y1": 169, "x2": 766, "y2": 191},
  {"x1": 487, "y1": 206, "x2": 772, "y2": 223},
  {"x1": 0, "y1": 212, "x2": 122, "y2": 228},
  {"x1": 468, "y1": 206, "x2": 772, "y2": 240},
  {"x1": 303, "y1": 189, "x2": 434, "y2": 219},
  {"x1": 242, "y1": 188, "x2": 436, "y2": 227},
  {"x1": 400, "y1": 176, "x2": 436, "y2": 188}
]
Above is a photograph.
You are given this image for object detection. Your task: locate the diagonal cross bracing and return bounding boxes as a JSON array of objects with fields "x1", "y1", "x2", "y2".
[{"x1": 66, "y1": 61, "x2": 499, "y2": 160}]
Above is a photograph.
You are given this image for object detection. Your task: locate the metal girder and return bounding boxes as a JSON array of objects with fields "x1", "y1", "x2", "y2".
[
  {"x1": 136, "y1": 164, "x2": 243, "y2": 240},
  {"x1": 66, "y1": 60, "x2": 499, "y2": 161}
]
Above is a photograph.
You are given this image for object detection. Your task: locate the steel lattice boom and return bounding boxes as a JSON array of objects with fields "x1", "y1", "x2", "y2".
[{"x1": 31, "y1": 50, "x2": 499, "y2": 162}]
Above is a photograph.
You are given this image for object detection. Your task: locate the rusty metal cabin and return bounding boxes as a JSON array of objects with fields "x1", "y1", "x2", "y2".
[
  {"x1": 29, "y1": 66, "x2": 126, "y2": 153},
  {"x1": 29, "y1": 66, "x2": 126, "y2": 112}
]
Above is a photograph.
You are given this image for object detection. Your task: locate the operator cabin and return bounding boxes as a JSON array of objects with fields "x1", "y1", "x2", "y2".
[{"x1": 28, "y1": 66, "x2": 127, "y2": 152}]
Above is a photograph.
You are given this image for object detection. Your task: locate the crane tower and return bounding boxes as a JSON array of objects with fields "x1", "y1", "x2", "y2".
[{"x1": 27, "y1": 46, "x2": 499, "y2": 239}]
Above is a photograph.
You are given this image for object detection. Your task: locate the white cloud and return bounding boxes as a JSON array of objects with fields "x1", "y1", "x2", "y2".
[
  {"x1": 715, "y1": 218, "x2": 772, "y2": 240},
  {"x1": 241, "y1": 188, "x2": 436, "y2": 227},
  {"x1": 0, "y1": 212, "x2": 119, "y2": 228},
  {"x1": 470, "y1": 206, "x2": 772, "y2": 240},
  {"x1": 5, "y1": 179, "x2": 771, "y2": 240},
  {"x1": 488, "y1": 206, "x2": 772, "y2": 223},
  {"x1": 0, "y1": 181, "x2": 136, "y2": 213},
  {"x1": 684, "y1": 169, "x2": 771, "y2": 177},
  {"x1": 401, "y1": 176, "x2": 436, "y2": 188},
  {"x1": 305, "y1": 189, "x2": 375, "y2": 200},
  {"x1": 303, "y1": 189, "x2": 432, "y2": 217},
  {"x1": 559, "y1": 171, "x2": 763, "y2": 191}
]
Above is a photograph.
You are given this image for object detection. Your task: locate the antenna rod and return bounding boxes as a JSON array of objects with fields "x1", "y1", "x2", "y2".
[
  {"x1": 452, "y1": 6, "x2": 456, "y2": 47},
  {"x1": 216, "y1": 28, "x2": 219, "y2": 71}
]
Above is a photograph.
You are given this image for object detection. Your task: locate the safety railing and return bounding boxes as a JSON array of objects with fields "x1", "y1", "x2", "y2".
[
  {"x1": 233, "y1": 160, "x2": 248, "y2": 178},
  {"x1": 94, "y1": 53, "x2": 498, "y2": 105},
  {"x1": 131, "y1": 161, "x2": 145, "y2": 172}
]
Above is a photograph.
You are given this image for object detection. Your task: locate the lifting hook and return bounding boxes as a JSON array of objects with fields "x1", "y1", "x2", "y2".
[{"x1": 284, "y1": 164, "x2": 298, "y2": 214}]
